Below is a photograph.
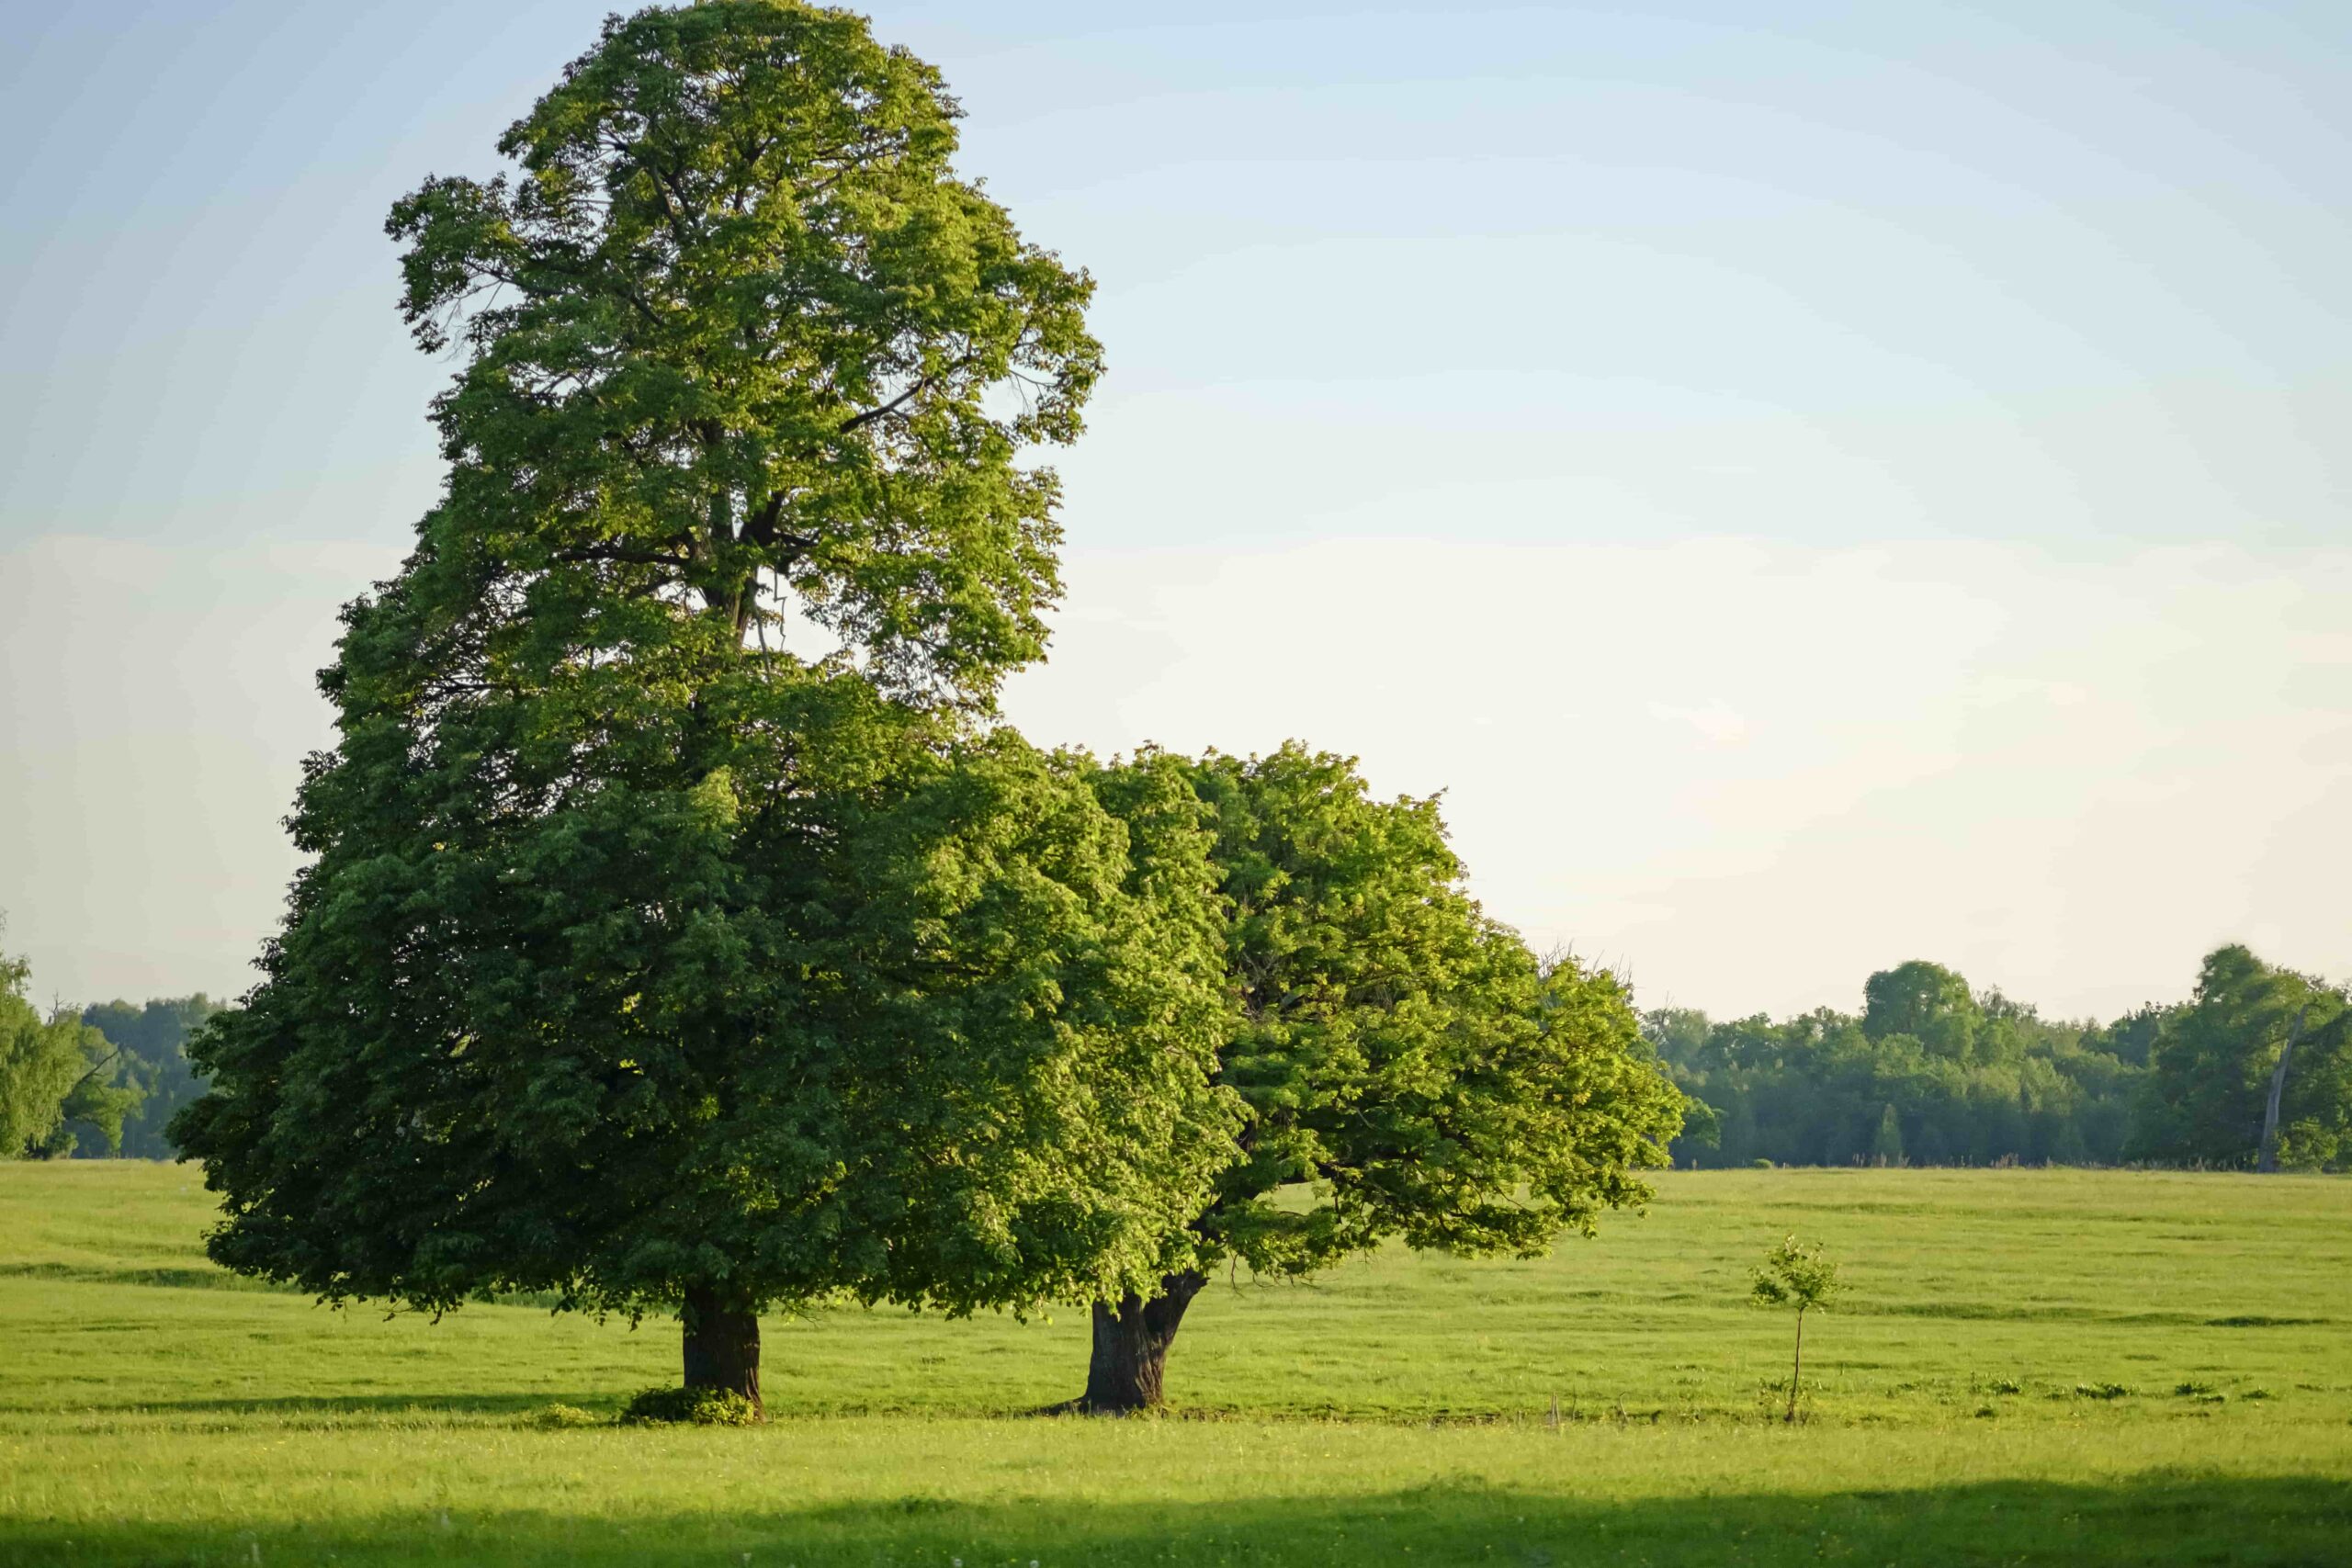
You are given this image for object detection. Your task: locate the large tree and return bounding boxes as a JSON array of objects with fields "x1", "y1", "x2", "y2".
[
  {"x1": 1069, "y1": 746, "x2": 1687, "y2": 1410},
  {"x1": 173, "y1": 1, "x2": 1236, "y2": 1416}
]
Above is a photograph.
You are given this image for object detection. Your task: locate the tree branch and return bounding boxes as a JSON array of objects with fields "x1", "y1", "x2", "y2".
[
  {"x1": 550, "y1": 543, "x2": 691, "y2": 569},
  {"x1": 838, "y1": 354, "x2": 978, "y2": 435}
]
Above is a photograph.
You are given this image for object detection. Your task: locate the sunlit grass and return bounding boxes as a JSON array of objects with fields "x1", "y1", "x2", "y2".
[{"x1": 3, "y1": 1163, "x2": 2346, "y2": 1564}]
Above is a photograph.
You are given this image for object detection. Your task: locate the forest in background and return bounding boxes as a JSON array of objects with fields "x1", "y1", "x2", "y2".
[
  {"x1": 0, "y1": 973, "x2": 218, "y2": 1161},
  {"x1": 75, "y1": 995, "x2": 222, "y2": 1159},
  {"x1": 6, "y1": 942, "x2": 2346, "y2": 1172},
  {"x1": 1650, "y1": 946, "x2": 2349, "y2": 1171}
]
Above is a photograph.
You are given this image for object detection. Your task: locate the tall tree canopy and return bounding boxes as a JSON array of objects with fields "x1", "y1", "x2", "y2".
[
  {"x1": 383, "y1": 0, "x2": 1098, "y2": 706},
  {"x1": 1070, "y1": 746, "x2": 1687, "y2": 1410},
  {"x1": 173, "y1": 1, "x2": 1234, "y2": 1417}
]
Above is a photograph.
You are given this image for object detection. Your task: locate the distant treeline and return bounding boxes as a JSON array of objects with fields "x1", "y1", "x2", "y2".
[
  {"x1": 1649, "y1": 946, "x2": 2349, "y2": 1172},
  {"x1": 12, "y1": 945, "x2": 2346, "y2": 1173}
]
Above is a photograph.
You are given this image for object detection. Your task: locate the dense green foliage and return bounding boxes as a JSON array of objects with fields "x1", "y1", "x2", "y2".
[
  {"x1": 75, "y1": 996, "x2": 219, "y2": 1159},
  {"x1": 0, "y1": 942, "x2": 138, "y2": 1159},
  {"x1": 6, "y1": 1163, "x2": 2350, "y2": 1564},
  {"x1": 1750, "y1": 1234, "x2": 1841, "y2": 1317},
  {"x1": 1061, "y1": 745, "x2": 1685, "y2": 1405},
  {"x1": 176, "y1": 716, "x2": 1238, "y2": 1322},
  {"x1": 620, "y1": 1385, "x2": 761, "y2": 1426},
  {"x1": 382, "y1": 0, "x2": 1097, "y2": 705},
  {"x1": 170, "y1": 2, "x2": 1698, "y2": 1418},
  {"x1": 1650, "y1": 948, "x2": 2347, "y2": 1171},
  {"x1": 1124, "y1": 745, "x2": 1686, "y2": 1278},
  {"x1": 1650, "y1": 982, "x2": 2140, "y2": 1168},
  {"x1": 2129, "y1": 944, "x2": 2351, "y2": 1170},
  {"x1": 172, "y1": 0, "x2": 1239, "y2": 1369}
]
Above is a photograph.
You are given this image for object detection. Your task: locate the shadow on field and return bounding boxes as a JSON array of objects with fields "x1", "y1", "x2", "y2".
[
  {"x1": 0, "y1": 1391, "x2": 604, "y2": 1419},
  {"x1": 6, "y1": 1472, "x2": 2347, "y2": 1567}
]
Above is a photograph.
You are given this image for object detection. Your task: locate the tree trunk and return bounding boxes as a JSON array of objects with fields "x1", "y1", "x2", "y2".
[
  {"x1": 1785, "y1": 1308, "x2": 1804, "y2": 1423},
  {"x1": 682, "y1": 1284, "x2": 763, "y2": 1419},
  {"x1": 1080, "y1": 1270, "x2": 1205, "y2": 1412},
  {"x1": 2256, "y1": 1005, "x2": 2311, "y2": 1174}
]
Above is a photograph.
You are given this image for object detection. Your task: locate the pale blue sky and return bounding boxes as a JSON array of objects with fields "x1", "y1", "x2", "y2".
[{"x1": 4, "y1": 2, "x2": 2347, "y2": 1015}]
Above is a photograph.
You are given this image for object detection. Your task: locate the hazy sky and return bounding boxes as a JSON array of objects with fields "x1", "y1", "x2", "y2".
[{"x1": 4, "y1": 1, "x2": 2347, "y2": 1020}]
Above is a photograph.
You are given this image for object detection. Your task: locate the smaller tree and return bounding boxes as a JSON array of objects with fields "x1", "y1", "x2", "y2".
[
  {"x1": 1066, "y1": 745, "x2": 1686, "y2": 1410},
  {"x1": 1749, "y1": 1234, "x2": 1839, "y2": 1422}
]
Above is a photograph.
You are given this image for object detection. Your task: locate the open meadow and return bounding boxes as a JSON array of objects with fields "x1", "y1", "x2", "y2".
[{"x1": 3, "y1": 1164, "x2": 2348, "y2": 1564}]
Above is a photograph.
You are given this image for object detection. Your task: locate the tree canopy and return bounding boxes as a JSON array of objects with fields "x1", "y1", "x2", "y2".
[
  {"x1": 1070, "y1": 745, "x2": 1687, "y2": 1408},
  {"x1": 1861, "y1": 960, "x2": 1981, "y2": 1062},
  {"x1": 383, "y1": 0, "x2": 1099, "y2": 707},
  {"x1": 178, "y1": 721, "x2": 1238, "y2": 1320},
  {"x1": 1749, "y1": 1234, "x2": 1840, "y2": 1423}
]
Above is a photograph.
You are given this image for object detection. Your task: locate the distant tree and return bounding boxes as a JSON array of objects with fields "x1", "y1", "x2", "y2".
[
  {"x1": 49, "y1": 1036, "x2": 140, "y2": 1158},
  {"x1": 1070, "y1": 745, "x2": 1687, "y2": 1410},
  {"x1": 172, "y1": 1, "x2": 1238, "y2": 1419},
  {"x1": 1643, "y1": 1008, "x2": 1713, "y2": 1064},
  {"x1": 2131, "y1": 946, "x2": 2348, "y2": 1170},
  {"x1": 1871, "y1": 1103, "x2": 1905, "y2": 1167},
  {"x1": 1862, "y1": 961, "x2": 1982, "y2": 1063},
  {"x1": 1673, "y1": 1095, "x2": 1723, "y2": 1161},
  {"x1": 1, "y1": 939, "x2": 140, "y2": 1159},
  {"x1": 1713, "y1": 1089, "x2": 1759, "y2": 1165},
  {"x1": 2048, "y1": 1116, "x2": 2090, "y2": 1166},
  {"x1": 2086, "y1": 1004, "x2": 2171, "y2": 1068},
  {"x1": 1643, "y1": 1008, "x2": 1725, "y2": 1163},
  {"x1": 2, "y1": 949, "x2": 79, "y2": 1157},
  {"x1": 2257, "y1": 1008, "x2": 2315, "y2": 1174},
  {"x1": 80, "y1": 996, "x2": 220, "y2": 1158},
  {"x1": 1654, "y1": 964, "x2": 2148, "y2": 1169},
  {"x1": 1749, "y1": 1234, "x2": 1840, "y2": 1422}
]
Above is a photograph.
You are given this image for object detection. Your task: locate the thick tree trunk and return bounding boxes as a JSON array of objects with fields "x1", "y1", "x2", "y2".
[
  {"x1": 682, "y1": 1284, "x2": 763, "y2": 1419},
  {"x1": 1080, "y1": 1270, "x2": 1205, "y2": 1412}
]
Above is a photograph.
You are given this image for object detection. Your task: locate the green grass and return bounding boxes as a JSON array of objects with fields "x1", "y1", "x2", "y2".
[{"x1": 4, "y1": 1164, "x2": 2347, "y2": 1564}]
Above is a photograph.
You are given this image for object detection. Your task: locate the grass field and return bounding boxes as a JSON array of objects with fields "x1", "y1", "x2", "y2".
[{"x1": 3, "y1": 1163, "x2": 2347, "y2": 1565}]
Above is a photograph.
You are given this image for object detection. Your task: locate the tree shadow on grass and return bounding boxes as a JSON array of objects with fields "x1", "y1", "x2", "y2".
[
  {"x1": 0, "y1": 1390, "x2": 613, "y2": 1420},
  {"x1": 5, "y1": 1472, "x2": 2347, "y2": 1567}
]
